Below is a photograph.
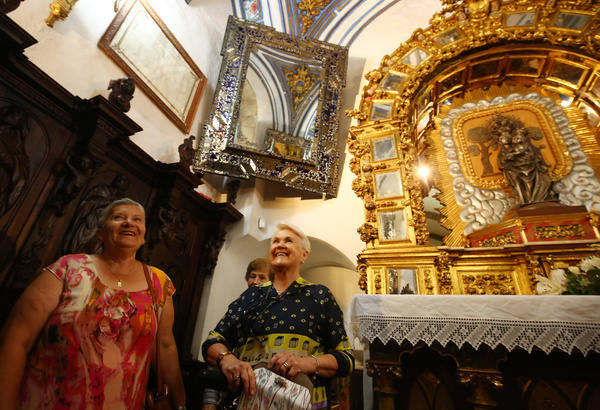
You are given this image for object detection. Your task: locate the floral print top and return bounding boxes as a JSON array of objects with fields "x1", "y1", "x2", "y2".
[{"x1": 18, "y1": 254, "x2": 174, "y2": 410}]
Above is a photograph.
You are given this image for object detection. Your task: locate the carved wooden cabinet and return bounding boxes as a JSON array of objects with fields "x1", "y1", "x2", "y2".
[{"x1": 0, "y1": 14, "x2": 241, "y2": 360}]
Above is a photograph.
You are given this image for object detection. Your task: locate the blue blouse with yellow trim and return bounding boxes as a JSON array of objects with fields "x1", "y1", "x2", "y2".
[{"x1": 202, "y1": 277, "x2": 354, "y2": 408}]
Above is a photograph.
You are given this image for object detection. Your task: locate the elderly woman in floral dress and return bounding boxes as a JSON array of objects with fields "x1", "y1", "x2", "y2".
[{"x1": 0, "y1": 198, "x2": 186, "y2": 409}]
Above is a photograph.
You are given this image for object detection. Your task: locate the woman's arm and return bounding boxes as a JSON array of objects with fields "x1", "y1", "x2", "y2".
[
  {"x1": 206, "y1": 343, "x2": 256, "y2": 397},
  {"x1": 269, "y1": 352, "x2": 339, "y2": 379},
  {"x1": 0, "y1": 269, "x2": 62, "y2": 410},
  {"x1": 156, "y1": 297, "x2": 186, "y2": 409}
]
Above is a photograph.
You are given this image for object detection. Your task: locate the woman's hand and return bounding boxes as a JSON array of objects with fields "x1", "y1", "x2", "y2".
[
  {"x1": 268, "y1": 353, "x2": 316, "y2": 379},
  {"x1": 219, "y1": 354, "x2": 256, "y2": 397},
  {"x1": 156, "y1": 297, "x2": 186, "y2": 409}
]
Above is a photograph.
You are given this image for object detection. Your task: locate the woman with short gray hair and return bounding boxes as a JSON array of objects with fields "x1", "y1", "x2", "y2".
[{"x1": 0, "y1": 198, "x2": 186, "y2": 409}]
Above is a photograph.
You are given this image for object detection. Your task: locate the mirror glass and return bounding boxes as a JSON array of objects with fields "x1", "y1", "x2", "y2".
[
  {"x1": 372, "y1": 136, "x2": 397, "y2": 162},
  {"x1": 553, "y1": 13, "x2": 590, "y2": 30},
  {"x1": 401, "y1": 48, "x2": 430, "y2": 67},
  {"x1": 505, "y1": 12, "x2": 536, "y2": 27},
  {"x1": 378, "y1": 210, "x2": 406, "y2": 241},
  {"x1": 550, "y1": 61, "x2": 585, "y2": 86},
  {"x1": 195, "y1": 16, "x2": 348, "y2": 197},
  {"x1": 434, "y1": 28, "x2": 462, "y2": 46},
  {"x1": 370, "y1": 100, "x2": 394, "y2": 120},
  {"x1": 380, "y1": 71, "x2": 407, "y2": 92},
  {"x1": 388, "y1": 268, "x2": 417, "y2": 294},
  {"x1": 233, "y1": 45, "x2": 322, "y2": 162},
  {"x1": 375, "y1": 171, "x2": 404, "y2": 199}
]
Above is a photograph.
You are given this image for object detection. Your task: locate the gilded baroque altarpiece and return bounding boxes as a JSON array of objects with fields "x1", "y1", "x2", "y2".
[{"x1": 347, "y1": 0, "x2": 600, "y2": 295}]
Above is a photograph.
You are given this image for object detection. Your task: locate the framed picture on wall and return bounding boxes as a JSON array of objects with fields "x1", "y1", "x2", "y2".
[{"x1": 99, "y1": 0, "x2": 207, "y2": 132}]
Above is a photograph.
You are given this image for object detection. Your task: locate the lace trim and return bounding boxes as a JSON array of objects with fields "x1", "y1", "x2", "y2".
[{"x1": 356, "y1": 315, "x2": 600, "y2": 355}]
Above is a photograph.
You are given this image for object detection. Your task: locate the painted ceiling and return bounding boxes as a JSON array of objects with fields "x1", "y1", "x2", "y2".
[{"x1": 230, "y1": 0, "x2": 405, "y2": 47}]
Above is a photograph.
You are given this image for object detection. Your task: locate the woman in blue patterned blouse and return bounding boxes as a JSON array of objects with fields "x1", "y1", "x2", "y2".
[{"x1": 202, "y1": 223, "x2": 354, "y2": 409}]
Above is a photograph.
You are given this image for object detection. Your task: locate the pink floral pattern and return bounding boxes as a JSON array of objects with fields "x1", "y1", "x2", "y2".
[{"x1": 18, "y1": 254, "x2": 175, "y2": 410}]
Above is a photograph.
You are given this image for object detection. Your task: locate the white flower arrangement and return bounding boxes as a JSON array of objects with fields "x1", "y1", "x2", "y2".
[{"x1": 536, "y1": 256, "x2": 600, "y2": 295}]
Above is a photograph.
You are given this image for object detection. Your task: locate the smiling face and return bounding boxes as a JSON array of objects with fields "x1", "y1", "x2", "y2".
[
  {"x1": 269, "y1": 228, "x2": 309, "y2": 270},
  {"x1": 97, "y1": 204, "x2": 146, "y2": 252},
  {"x1": 246, "y1": 269, "x2": 270, "y2": 287}
]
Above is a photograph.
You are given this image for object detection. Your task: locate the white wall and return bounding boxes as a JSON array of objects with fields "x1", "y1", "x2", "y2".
[
  {"x1": 302, "y1": 266, "x2": 362, "y2": 318},
  {"x1": 8, "y1": 0, "x2": 232, "y2": 162}
]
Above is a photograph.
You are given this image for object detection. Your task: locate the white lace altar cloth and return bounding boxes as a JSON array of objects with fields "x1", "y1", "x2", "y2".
[{"x1": 346, "y1": 295, "x2": 600, "y2": 355}]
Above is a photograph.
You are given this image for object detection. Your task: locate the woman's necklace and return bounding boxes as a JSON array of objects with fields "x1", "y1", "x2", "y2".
[{"x1": 98, "y1": 255, "x2": 128, "y2": 288}]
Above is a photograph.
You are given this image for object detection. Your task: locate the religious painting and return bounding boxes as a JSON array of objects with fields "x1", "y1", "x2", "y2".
[
  {"x1": 452, "y1": 101, "x2": 573, "y2": 190},
  {"x1": 242, "y1": 0, "x2": 262, "y2": 21},
  {"x1": 99, "y1": 0, "x2": 207, "y2": 132}
]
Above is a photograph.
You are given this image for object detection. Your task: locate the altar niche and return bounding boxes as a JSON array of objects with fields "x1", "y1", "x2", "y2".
[{"x1": 347, "y1": 0, "x2": 600, "y2": 296}]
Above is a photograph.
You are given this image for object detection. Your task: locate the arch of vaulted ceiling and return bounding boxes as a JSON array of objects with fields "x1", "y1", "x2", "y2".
[{"x1": 230, "y1": 0, "x2": 404, "y2": 46}]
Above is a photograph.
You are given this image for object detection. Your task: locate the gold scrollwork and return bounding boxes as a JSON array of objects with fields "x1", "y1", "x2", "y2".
[
  {"x1": 357, "y1": 256, "x2": 368, "y2": 292},
  {"x1": 345, "y1": 108, "x2": 368, "y2": 121},
  {"x1": 589, "y1": 213, "x2": 600, "y2": 229},
  {"x1": 535, "y1": 224, "x2": 586, "y2": 240},
  {"x1": 297, "y1": 0, "x2": 333, "y2": 35},
  {"x1": 480, "y1": 232, "x2": 517, "y2": 247},
  {"x1": 462, "y1": 272, "x2": 515, "y2": 294},
  {"x1": 423, "y1": 269, "x2": 435, "y2": 294},
  {"x1": 376, "y1": 201, "x2": 397, "y2": 209},
  {"x1": 526, "y1": 254, "x2": 544, "y2": 293},
  {"x1": 407, "y1": 182, "x2": 430, "y2": 245},
  {"x1": 352, "y1": 178, "x2": 373, "y2": 199},
  {"x1": 347, "y1": 136, "x2": 370, "y2": 158},
  {"x1": 349, "y1": 157, "x2": 361, "y2": 175},
  {"x1": 374, "y1": 271, "x2": 383, "y2": 293},
  {"x1": 458, "y1": 369, "x2": 503, "y2": 408},
  {"x1": 434, "y1": 251, "x2": 453, "y2": 294},
  {"x1": 358, "y1": 223, "x2": 378, "y2": 244},
  {"x1": 283, "y1": 64, "x2": 318, "y2": 111},
  {"x1": 366, "y1": 361, "x2": 403, "y2": 379},
  {"x1": 46, "y1": 0, "x2": 79, "y2": 27}
]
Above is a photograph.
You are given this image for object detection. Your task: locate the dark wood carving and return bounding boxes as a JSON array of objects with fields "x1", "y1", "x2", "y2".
[
  {"x1": 368, "y1": 339, "x2": 600, "y2": 410},
  {"x1": 0, "y1": 104, "x2": 29, "y2": 216},
  {"x1": 178, "y1": 134, "x2": 195, "y2": 170},
  {"x1": 226, "y1": 178, "x2": 241, "y2": 205},
  {"x1": 0, "y1": 0, "x2": 23, "y2": 14},
  {"x1": 62, "y1": 173, "x2": 131, "y2": 254},
  {"x1": 0, "y1": 14, "x2": 242, "y2": 365},
  {"x1": 107, "y1": 77, "x2": 135, "y2": 113}
]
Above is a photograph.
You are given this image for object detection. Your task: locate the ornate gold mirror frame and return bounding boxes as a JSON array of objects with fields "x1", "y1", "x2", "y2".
[{"x1": 348, "y1": 0, "x2": 600, "y2": 295}]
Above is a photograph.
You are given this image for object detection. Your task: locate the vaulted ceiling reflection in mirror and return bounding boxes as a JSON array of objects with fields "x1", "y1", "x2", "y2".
[
  {"x1": 194, "y1": 16, "x2": 348, "y2": 197},
  {"x1": 235, "y1": 45, "x2": 321, "y2": 163}
]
